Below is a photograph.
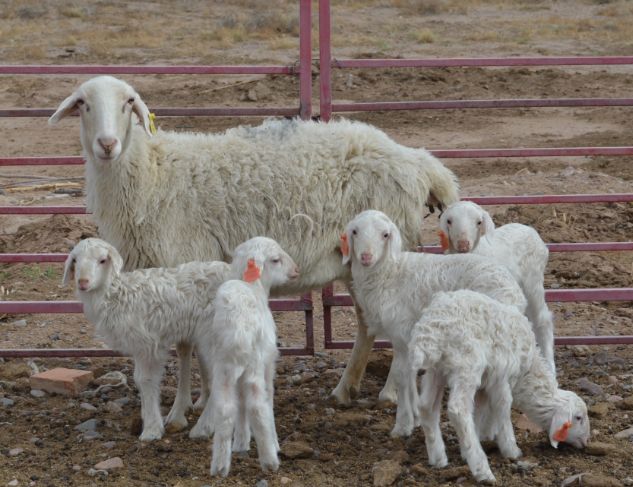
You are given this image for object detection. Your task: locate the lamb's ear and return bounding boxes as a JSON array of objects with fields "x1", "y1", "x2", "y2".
[
  {"x1": 49, "y1": 92, "x2": 81, "y2": 125},
  {"x1": 480, "y1": 209, "x2": 495, "y2": 237},
  {"x1": 549, "y1": 407, "x2": 572, "y2": 448},
  {"x1": 131, "y1": 94, "x2": 152, "y2": 137},
  {"x1": 243, "y1": 258, "x2": 262, "y2": 282},
  {"x1": 340, "y1": 230, "x2": 352, "y2": 265},
  {"x1": 62, "y1": 252, "x2": 75, "y2": 286},
  {"x1": 388, "y1": 222, "x2": 403, "y2": 261},
  {"x1": 107, "y1": 245, "x2": 124, "y2": 273}
]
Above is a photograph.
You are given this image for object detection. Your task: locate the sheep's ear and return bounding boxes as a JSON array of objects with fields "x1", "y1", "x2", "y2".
[
  {"x1": 107, "y1": 245, "x2": 124, "y2": 273},
  {"x1": 131, "y1": 94, "x2": 152, "y2": 137},
  {"x1": 340, "y1": 231, "x2": 352, "y2": 265},
  {"x1": 480, "y1": 209, "x2": 495, "y2": 237},
  {"x1": 49, "y1": 92, "x2": 80, "y2": 125},
  {"x1": 243, "y1": 258, "x2": 262, "y2": 282},
  {"x1": 388, "y1": 222, "x2": 403, "y2": 261},
  {"x1": 62, "y1": 252, "x2": 75, "y2": 286},
  {"x1": 549, "y1": 407, "x2": 572, "y2": 448}
]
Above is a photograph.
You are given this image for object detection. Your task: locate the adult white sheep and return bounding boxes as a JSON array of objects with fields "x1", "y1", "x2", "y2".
[
  {"x1": 63, "y1": 238, "x2": 230, "y2": 441},
  {"x1": 396, "y1": 290, "x2": 589, "y2": 484},
  {"x1": 49, "y1": 75, "x2": 460, "y2": 405},
  {"x1": 438, "y1": 200, "x2": 555, "y2": 374},
  {"x1": 191, "y1": 236, "x2": 299, "y2": 477},
  {"x1": 341, "y1": 210, "x2": 527, "y2": 404}
]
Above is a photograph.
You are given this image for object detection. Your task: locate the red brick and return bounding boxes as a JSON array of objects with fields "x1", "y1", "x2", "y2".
[{"x1": 30, "y1": 368, "x2": 94, "y2": 396}]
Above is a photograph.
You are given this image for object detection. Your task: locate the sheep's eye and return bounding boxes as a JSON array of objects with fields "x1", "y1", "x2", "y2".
[
  {"x1": 575, "y1": 415, "x2": 583, "y2": 422},
  {"x1": 446, "y1": 219, "x2": 452, "y2": 225},
  {"x1": 127, "y1": 97, "x2": 135, "y2": 105},
  {"x1": 352, "y1": 229, "x2": 357, "y2": 236},
  {"x1": 477, "y1": 220, "x2": 482, "y2": 226},
  {"x1": 99, "y1": 258, "x2": 107, "y2": 265},
  {"x1": 271, "y1": 257, "x2": 281, "y2": 264},
  {"x1": 76, "y1": 99, "x2": 84, "y2": 106},
  {"x1": 383, "y1": 232, "x2": 390, "y2": 239}
]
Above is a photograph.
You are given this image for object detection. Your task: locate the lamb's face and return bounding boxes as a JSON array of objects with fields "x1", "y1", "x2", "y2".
[
  {"x1": 63, "y1": 238, "x2": 123, "y2": 293},
  {"x1": 439, "y1": 201, "x2": 494, "y2": 253},
  {"x1": 233, "y1": 237, "x2": 299, "y2": 288},
  {"x1": 549, "y1": 390, "x2": 591, "y2": 449},
  {"x1": 343, "y1": 210, "x2": 402, "y2": 268},
  {"x1": 49, "y1": 76, "x2": 151, "y2": 164}
]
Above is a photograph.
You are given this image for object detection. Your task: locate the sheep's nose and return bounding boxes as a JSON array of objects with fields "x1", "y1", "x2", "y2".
[
  {"x1": 289, "y1": 266, "x2": 300, "y2": 279},
  {"x1": 78, "y1": 278, "x2": 90, "y2": 291},
  {"x1": 360, "y1": 252, "x2": 373, "y2": 266},
  {"x1": 98, "y1": 137, "x2": 117, "y2": 154},
  {"x1": 456, "y1": 239, "x2": 471, "y2": 253}
]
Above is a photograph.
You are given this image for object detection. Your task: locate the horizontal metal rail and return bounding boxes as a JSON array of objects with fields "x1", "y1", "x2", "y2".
[
  {"x1": 0, "y1": 346, "x2": 311, "y2": 357},
  {"x1": 0, "y1": 65, "x2": 296, "y2": 75},
  {"x1": 333, "y1": 56, "x2": 633, "y2": 69},
  {"x1": 0, "y1": 107, "x2": 300, "y2": 118},
  {"x1": 332, "y1": 98, "x2": 633, "y2": 113},
  {"x1": 0, "y1": 206, "x2": 87, "y2": 214}
]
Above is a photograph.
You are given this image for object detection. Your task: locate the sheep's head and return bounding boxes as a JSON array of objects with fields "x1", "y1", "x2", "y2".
[
  {"x1": 231, "y1": 237, "x2": 299, "y2": 289},
  {"x1": 49, "y1": 76, "x2": 151, "y2": 164},
  {"x1": 341, "y1": 210, "x2": 402, "y2": 268},
  {"x1": 439, "y1": 201, "x2": 495, "y2": 253},
  {"x1": 549, "y1": 390, "x2": 590, "y2": 449},
  {"x1": 63, "y1": 238, "x2": 123, "y2": 293}
]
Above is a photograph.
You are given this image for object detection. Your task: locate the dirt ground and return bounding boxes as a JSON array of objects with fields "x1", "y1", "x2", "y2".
[{"x1": 1, "y1": 1, "x2": 633, "y2": 486}]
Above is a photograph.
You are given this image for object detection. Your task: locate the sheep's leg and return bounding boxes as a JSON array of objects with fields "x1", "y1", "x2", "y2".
[
  {"x1": 391, "y1": 351, "x2": 416, "y2": 437},
  {"x1": 332, "y1": 297, "x2": 375, "y2": 405},
  {"x1": 210, "y1": 366, "x2": 243, "y2": 477},
  {"x1": 419, "y1": 370, "x2": 448, "y2": 468},
  {"x1": 232, "y1": 379, "x2": 251, "y2": 452},
  {"x1": 193, "y1": 346, "x2": 212, "y2": 411},
  {"x1": 526, "y1": 288, "x2": 556, "y2": 375},
  {"x1": 164, "y1": 341, "x2": 194, "y2": 431},
  {"x1": 490, "y1": 382, "x2": 522, "y2": 460},
  {"x1": 474, "y1": 390, "x2": 498, "y2": 441},
  {"x1": 244, "y1": 371, "x2": 279, "y2": 473},
  {"x1": 265, "y1": 356, "x2": 280, "y2": 452},
  {"x1": 447, "y1": 380, "x2": 495, "y2": 484},
  {"x1": 134, "y1": 357, "x2": 166, "y2": 441},
  {"x1": 189, "y1": 384, "x2": 215, "y2": 439}
]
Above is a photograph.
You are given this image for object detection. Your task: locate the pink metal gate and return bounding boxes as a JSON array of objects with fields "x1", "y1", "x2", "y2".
[
  {"x1": 317, "y1": 0, "x2": 633, "y2": 349},
  {"x1": 0, "y1": 0, "x2": 314, "y2": 358}
]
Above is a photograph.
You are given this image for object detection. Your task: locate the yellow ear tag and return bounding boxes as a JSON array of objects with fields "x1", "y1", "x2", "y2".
[{"x1": 148, "y1": 112, "x2": 157, "y2": 135}]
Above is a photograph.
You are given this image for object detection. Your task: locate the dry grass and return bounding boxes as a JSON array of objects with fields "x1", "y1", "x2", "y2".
[{"x1": 412, "y1": 28, "x2": 436, "y2": 44}]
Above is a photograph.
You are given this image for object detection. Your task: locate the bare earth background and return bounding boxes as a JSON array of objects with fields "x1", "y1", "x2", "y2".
[{"x1": 1, "y1": 1, "x2": 633, "y2": 486}]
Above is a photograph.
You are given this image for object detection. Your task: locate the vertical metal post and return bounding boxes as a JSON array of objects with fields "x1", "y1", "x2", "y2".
[
  {"x1": 299, "y1": 0, "x2": 312, "y2": 120},
  {"x1": 322, "y1": 284, "x2": 334, "y2": 348},
  {"x1": 318, "y1": 0, "x2": 332, "y2": 121}
]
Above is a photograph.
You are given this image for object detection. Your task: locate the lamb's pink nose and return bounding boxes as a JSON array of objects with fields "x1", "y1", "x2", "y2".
[
  {"x1": 98, "y1": 137, "x2": 117, "y2": 154},
  {"x1": 456, "y1": 240, "x2": 470, "y2": 253},
  {"x1": 360, "y1": 252, "x2": 373, "y2": 266},
  {"x1": 78, "y1": 278, "x2": 90, "y2": 291},
  {"x1": 289, "y1": 266, "x2": 300, "y2": 279}
]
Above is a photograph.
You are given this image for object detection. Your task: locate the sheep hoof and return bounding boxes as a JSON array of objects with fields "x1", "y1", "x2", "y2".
[
  {"x1": 189, "y1": 423, "x2": 213, "y2": 439},
  {"x1": 260, "y1": 456, "x2": 280, "y2": 473},
  {"x1": 475, "y1": 472, "x2": 496, "y2": 485},
  {"x1": 428, "y1": 453, "x2": 448, "y2": 468},
  {"x1": 210, "y1": 463, "x2": 230, "y2": 478},
  {"x1": 390, "y1": 424, "x2": 413, "y2": 438},
  {"x1": 164, "y1": 420, "x2": 187, "y2": 434},
  {"x1": 329, "y1": 385, "x2": 352, "y2": 406},
  {"x1": 139, "y1": 427, "x2": 164, "y2": 442},
  {"x1": 501, "y1": 445, "x2": 522, "y2": 460},
  {"x1": 378, "y1": 389, "x2": 398, "y2": 406}
]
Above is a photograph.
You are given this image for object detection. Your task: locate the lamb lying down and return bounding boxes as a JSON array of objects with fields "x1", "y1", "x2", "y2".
[{"x1": 394, "y1": 290, "x2": 589, "y2": 484}]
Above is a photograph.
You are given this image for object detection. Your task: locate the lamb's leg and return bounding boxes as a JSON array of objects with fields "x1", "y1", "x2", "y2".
[
  {"x1": 474, "y1": 390, "x2": 498, "y2": 441},
  {"x1": 164, "y1": 341, "x2": 194, "y2": 431},
  {"x1": 524, "y1": 277, "x2": 556, "y2": 375},
  {"x1": 134, "y1": 357, "x2": 166, "y2": 441},
  {"x1": 232, "y1": 379, "x2": 251, "y2": 452},
  {"x1": 447, "y1": 380, "x2": 495, "y2": 484},
  {"x1": 331, "y1": 296, "x2": 375, "y2": 405},
  {"x1": 244, "y1": 372, "x2": 279, "y2": 473},
  {"x1": 391, "y1": 351, "x2": 416, "y2": 437},
  {"x1": 419, "y1": 370, "x2": 448, "y2": 468},
  {"x1": 491, "y1": 381, "x2": 522, "y2": 460},
  {"x1": 265, "y1": 356, "x2": 279, "y2": 452},
  {"x1": 210, "y1": 366, "x2": 242, "y2": 477},
  {"x1": 193, "y1": 346, "x2": 212, "y2": 411}
]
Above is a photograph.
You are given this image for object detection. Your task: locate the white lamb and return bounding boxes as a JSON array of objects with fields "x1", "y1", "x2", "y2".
[
  {"x1": 397, "y1": 290, "x2": 589, "y2": 484},
  {"x1": 191, "y1": 237, "x2": 299, "y2": 477},
  {"x1": 341, "y1": 210, "x2": 527, "y2": 404},
  {"x1": 438, "y1": 200, "x2": 555, "y2": 374},
  {"x1": 62, "y1": 238, "x2": 230, "y2": 441},
  {"x1": 49, "y1": 75, "x2": 460, "y2": 406}
]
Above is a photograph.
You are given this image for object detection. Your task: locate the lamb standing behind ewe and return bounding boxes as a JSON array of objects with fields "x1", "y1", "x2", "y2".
[
  {"x1": 63, "y1": 238, "x2": 230, "y2": 441},
  {"x1": 341, "y1": 210, "x2": 527, "y2": 404},
  {"x1": 49, "y1": 75, "x2": 460, "y2": 405},
  {"x1": 397, "y1": 290, "x2": 589, "y2": 484},
  {"x1": 438, "y1": 200, "x2": 555, "y2": 373},
  {"x1": 190, "y1": 237, "x2": 299, "y2": 477}
]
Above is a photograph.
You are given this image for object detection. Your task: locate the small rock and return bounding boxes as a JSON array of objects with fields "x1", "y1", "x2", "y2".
[
  {"x1": 0, "y1": 397, "x2": 14, "y2": 407},
  {"x1": 389, "y1": 450, "x2": 409, "y2": 463},
  {"x1": 439, "y1": 466, "x2": 471, "y2": 481},
  {"x1": 571, "y1": 345, "x2": 590, "y2": 357},
  {"x1": 585, "y1": 441, "x2": 617, "y2": 456},
  {"x1": 608, "y1": 376, "x2": 619, "y2": 385},
  {"x1": 614, "y1": 427, "x2": 633, "y2": 440},
  {"x1": 618, "y1": 396, "x2": 633, "y2": 410},
  {"x1": 113, "y1": 397, "x2": 130, "y2": 407},
  {"x1": 8, "y1": 448, "x2": 24, "y2": 457},
  {"x1": 246, "y1": 89, "x2": 258, "y2": 102},
  {"x1": 80, "y1": 402, "x2": 97, "y2": 411},
  {"x1": 104, "y1": 401, "x2": 122, "y2": 414},
  {"x1": 30, "y1": 389, "x2": 45, "y2": 398},
  {"x1": 333, "y1": 411, "x2": 372, "y2": 427},
  {"x1": 589, "y1": 402, "x2": 610, "y2": 418},
  {"x1": 324, "y1": 407, "x2": 335, "y2": 416},
  {"x1": 29, "y1": 437, "x2": 43, "y2": 447},
  {"x1": 513, "y1": 459, "x2": 538, "y2": 473},
  {"x1": 607, "y1": 394, "x2": 623, "y2": 404},
  {"x1": 281, "y1": 441, "x2": 314, "y2": 459},
  {"x1": 288, "y1": 374, "x2": 302, "y2": 385},
  {"x1": 562, "y1": 473, "x2": 585, "y2": 486},
  {"x1": 12, "y1": 319, "x2": 27, "y2": 328},
  {"x1": 622, "y1": 478, "x2": 633, "y2": 486},
  {"x1": 255, "y1": 480, "x2": 268, "y2": 487},
  {"x1": 411, "y1": 463, "x2": 428, "y2": 476},
  {"x1": 72, "y1": 465, "x2": 81, "y2": 471},
  {"x1": 2, "y1": 361, "x2": 31, "y2": 379},
  {"x1": 577, "y1": 377, "x2": 603, "y2": 396},
  {"x1": 372, "y1": 459, "x2": 402, "y2": 486},
  {"x1": 94, "y1": 456, "x2": 124, "y2": 471},
  {"x1": 7, "y1": 480, "x2": 19, "y2": 487},
  {"x1": 102, "y1": 441, "x2": 116, "y2": 449},
  {"x1": 82, "y1": 431, "x2": 102, "y2": 441},
  {"x1": 582, "y1": 473, "x2": 623, "y2": 487},
  {"x1": 75, "y1": 418, "x2": 98, "y2": 432},
  {"x1": 357, "y1": 398, "x2": 377, "y2": 409},
  {"x1": 280, "y1": 478, "x2": 292, "y2": 485}
]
